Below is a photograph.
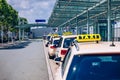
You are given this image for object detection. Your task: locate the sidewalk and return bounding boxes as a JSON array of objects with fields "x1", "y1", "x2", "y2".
[
  {"x1": 43, "y1": 40, "x2": 59, "y2": 80},
  {"x1": 0, "y1": 41, "x2": 29, "y2": 49},
  {"x1": 0, "y1": 42, "x2": 14, "y2": 49}
]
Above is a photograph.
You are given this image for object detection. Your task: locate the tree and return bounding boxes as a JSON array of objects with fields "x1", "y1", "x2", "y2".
[
  {"x1": 19, "y1": 17, "x2": 30, "y2": 32},
  {"x1": 0, "y1": 0, "x2": 28, "y2": 42},
  {"x1": 0, "y1": 0, "x2": 28, "y2": 30}
]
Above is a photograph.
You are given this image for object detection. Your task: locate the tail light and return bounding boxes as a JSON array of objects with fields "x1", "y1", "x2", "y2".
[
  {"x1": 50, "y1": 46, "x2": 55, "y2": 49},
  {"x1": 61, "y1": 50, "x2": 67, "y2": 55}
]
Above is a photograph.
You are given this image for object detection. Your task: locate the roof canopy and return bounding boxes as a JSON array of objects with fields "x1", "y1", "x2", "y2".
[{"x1": 48, "y1": 0, "x2": 120, "y2": 28}]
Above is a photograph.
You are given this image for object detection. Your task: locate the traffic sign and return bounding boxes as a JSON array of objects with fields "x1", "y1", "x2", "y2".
[{"x1": 35, "y1": 19, "x2": 46, "y2": 22}]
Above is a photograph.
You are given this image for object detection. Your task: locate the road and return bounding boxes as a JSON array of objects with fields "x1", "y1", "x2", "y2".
[{"x1": 0, "y1": 40, "x2": 49, "y2": 80}]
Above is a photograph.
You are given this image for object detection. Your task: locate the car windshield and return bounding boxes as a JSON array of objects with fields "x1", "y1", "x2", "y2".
[
  {"x1": 66, "y1": 54, "x2": 120, "y2": 80},
  {"x1": 47, "y1": 36, "x2": 51, "y2": 41},
  {"x1": 63, "y1": 37, "x2": 75, "y2": 48},
  {"x1": 53, "y1": 39, "x2": 59, "y2": 45}
]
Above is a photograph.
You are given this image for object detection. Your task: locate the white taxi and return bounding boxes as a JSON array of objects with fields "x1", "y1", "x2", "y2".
[
  {"x1": 48, "y1": 37, "x2": 60, "y2": 59},
  {"x1": 55, "y1": 35, "x2": 77, "y2": 60},
  {"x1": 55, "y1": 34, "x2": 120, "y2": 80},
  {"x1": 45, "y1": 34, "x2": 59, "y2": 47},
  {"x1": 45, "y1": 35, "x2": 51, "y2": 47}
]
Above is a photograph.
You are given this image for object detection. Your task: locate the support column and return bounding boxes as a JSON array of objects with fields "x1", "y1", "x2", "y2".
[
  {"x1": 19, "y1": 27, "x2": 21, "y2": 41},
  {"x1": 22, "y1": 29, "x2": 24, "y2": 40},
  {"x1": 76, "y1": 17, "x2": 78, "y2": 35},
  {"x1": 60, "y1": 27, "x2": 63, "y2": 35},
  {"x1": 87, "y1": 10, "x2": 89, "y2": 34},
  {"x1": 107, "y1": 0, "x2": 111, "y2": 41}
]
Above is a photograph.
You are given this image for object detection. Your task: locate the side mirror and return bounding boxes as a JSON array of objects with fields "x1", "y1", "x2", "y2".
[
  {"x1": 48, "y1": 41, "x2": 52, "y2": 44},
  {"x1": 55, "y1": 57, "x2": 62, "y2": 62}
]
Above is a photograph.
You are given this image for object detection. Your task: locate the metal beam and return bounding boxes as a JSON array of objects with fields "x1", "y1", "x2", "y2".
[
  {"x1": 58, "y1": 0, "x2": 107, "y2": 27},
  {"x1": 87, "y1": 10, "x2": 89, "y2": 34},
  {"x1": 16, "y1": 23, "x2": 48, "y2": 29}
]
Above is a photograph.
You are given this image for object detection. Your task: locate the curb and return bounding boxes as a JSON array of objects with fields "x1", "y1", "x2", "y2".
[{"x1": 43, "y1": 41, "x2": 54, "y2": 80}]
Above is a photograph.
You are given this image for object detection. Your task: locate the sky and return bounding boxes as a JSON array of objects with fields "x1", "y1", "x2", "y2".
[{"x1": 6, "y1": 0, "x2": 56, "y2": 23}]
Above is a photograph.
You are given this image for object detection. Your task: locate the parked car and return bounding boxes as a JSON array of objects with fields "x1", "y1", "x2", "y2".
[
  {"x1": 45, "y1": 34, "x2": 60, "y2": 47},
  {"x1": 55, "y1": 34, "x2": 120, "y2": 80},
  {"x1": 48, "y1": 37, "x2": 60, "y2": 59},
  {"x1": 55, "y1": 35, "x2": 77, "y2": 60},
  {"x1": 45, "y1": 35, "x2": 51, "y2": 47}
]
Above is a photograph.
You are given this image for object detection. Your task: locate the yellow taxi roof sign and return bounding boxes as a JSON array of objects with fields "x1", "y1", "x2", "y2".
[
  {"x1": 62, "y1": 32, "x2": 72, "y2": 36},
  {"x1": 48, "y1": 34, "x2": 58, "y2": 36},
  {"x1": 76, "y1": 34, "x2": 101, "y2": 42},
  {"x1": 48, "y1": 34, "x2": 60, "y2": 38},
  {"x1": 52, "y1": 34, "x2": 58, "y2": 36},
  {"x1": 47, "y1": 34, "x2": 51, "y2": 36}
]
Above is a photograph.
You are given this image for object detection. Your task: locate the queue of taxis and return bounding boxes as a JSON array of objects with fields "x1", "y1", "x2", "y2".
[
  {"x1": 54, "y1": 34, "x2": 120, "y2": 80},
  {"x1": 48, "y1": 37, "x2": 60, "y2": 59},
  {"x1": 46, "y1": 32, "x2": 77, "y2": 60},
  {"x1": 45, "y1": 34, "x2": 60, "y2": 47},
  {"x1": 45, "y1": 34, "x2": 61, "y2": 59}
]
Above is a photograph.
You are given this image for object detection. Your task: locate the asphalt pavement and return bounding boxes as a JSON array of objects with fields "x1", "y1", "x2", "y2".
[{"x1": 0, "y1": 39, "x2": 49, "y2": 80}]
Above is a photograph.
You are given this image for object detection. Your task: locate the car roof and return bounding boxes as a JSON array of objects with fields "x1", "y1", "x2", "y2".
[
  {"x1": 73, "y1": 42, "x2": 120, "y2": 55},
  {"x1": 52, "y1": 37, "x2": 60, "y2": 40},
  {"x1": 61, "y1": 35, "x2": 77, "y2": 38}
]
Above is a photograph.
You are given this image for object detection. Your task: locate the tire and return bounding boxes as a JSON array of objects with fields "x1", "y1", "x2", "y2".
[
  {"x1": 48, "y1": 53, "x2": 55, "y2": 59},
  {"x1": 45, "y1": 44, "x2": 48, "y2": 47}
]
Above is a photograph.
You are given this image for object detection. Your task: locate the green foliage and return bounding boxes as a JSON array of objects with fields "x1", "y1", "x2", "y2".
[
  {"x1": 0, "y1": 0, "x2": 18, "y2": 28},
  {"x1": 19, "y1": 17, "x2": 29, "y2": 32},
  {"x1": 0, "y1": 0, "x2": 28, "y2": 42},
  {"x1": 19, "y1": 17, "x2": 28, "y2": 25},
  {"x1": 0, "y1": 0, "x2": 28, "y2": 32}
]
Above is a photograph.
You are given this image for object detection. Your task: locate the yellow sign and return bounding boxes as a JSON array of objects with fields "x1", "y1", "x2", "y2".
[
  {"x1": 48, "y1": 34, "x2": 59, "y2": 38},
  {"x1": 76, "y1": 34, "x2": 101, "y2": 42},
  {"x1": 62, "y1": 32, "x2": 72, "y2": 36}
]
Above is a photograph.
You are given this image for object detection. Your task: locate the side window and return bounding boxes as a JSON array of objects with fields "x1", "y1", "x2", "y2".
[
  {"x1": 66, "y1": 55, "x2": 83, "y2": 80},
  {"x1": 63, "y1": 37, "x2": 76, "y2": 48},
  {"x1": 62, "y1": 48, "x2": 71, "y2": 76}
]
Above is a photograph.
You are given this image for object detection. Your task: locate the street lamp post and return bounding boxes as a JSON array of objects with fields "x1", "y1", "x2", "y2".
[
  {"x1": 22, "y1": 20, "x2": 25, "y2": 40},
  {"x1": 18, "y1": 17, "x2": 21, "y2": 42},
  {"x1": 19, "y1": 26, "x2": 21, "y2": 41}
]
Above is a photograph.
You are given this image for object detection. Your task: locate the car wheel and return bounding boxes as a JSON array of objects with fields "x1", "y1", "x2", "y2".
[
  {"x1": 48, "y1": 53, "x2": 55, "y2": 59},
  {"x1": 45, "y1": 44, "x2": 48, "y2": 47}
]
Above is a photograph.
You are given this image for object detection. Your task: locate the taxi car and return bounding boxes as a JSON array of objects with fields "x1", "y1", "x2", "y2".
[
  {"x1": 55, "y1": 34, "x2": 120, "y2": 80},
  {"x1": 55, "y1": 35, "x2": 77, "y2": 60},
  {"x1": 45, "y1": 35, "x2": 51, "y2": 47},
  {"x1": 45, "y1": 34, "x2": 59, "y2": 47},
  {"x1": 48, "y1": 37, "x2": 60, "y2": 59}
]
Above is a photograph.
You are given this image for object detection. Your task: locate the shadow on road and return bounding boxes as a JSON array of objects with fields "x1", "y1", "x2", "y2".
[{"x1": 0, "y1": 41, "x2": 31, "y2": 50}]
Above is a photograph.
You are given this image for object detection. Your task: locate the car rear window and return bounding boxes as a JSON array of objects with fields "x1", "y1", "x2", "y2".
[
  {"x1": 66, "y1": 54, "x2": 120, "y2": 80},
  {"x1": 53, "y1": 40, "x2": 59, "y2": 45},
  {"x1": 63, "y1": 37, "x2": 76, "y2": 48}
]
